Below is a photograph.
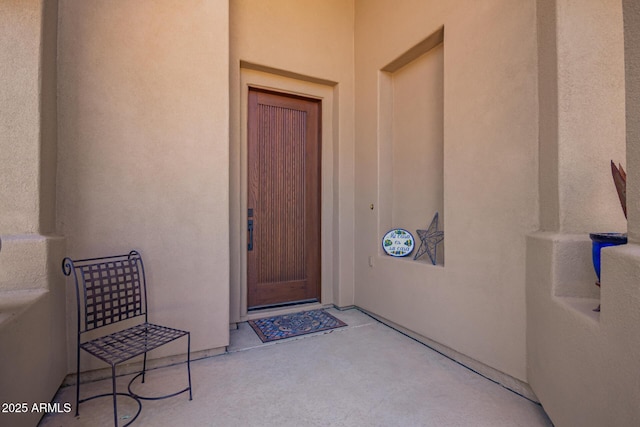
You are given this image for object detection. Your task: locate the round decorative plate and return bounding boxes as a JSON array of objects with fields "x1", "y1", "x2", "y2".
[{"x1": 382, "y1": 229, "x2": 415, "y2": 257}]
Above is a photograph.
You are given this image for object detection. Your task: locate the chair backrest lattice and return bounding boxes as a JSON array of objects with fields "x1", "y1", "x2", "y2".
[{"x1": 63, "y1": 251, "x2": 148, "y2": 335}]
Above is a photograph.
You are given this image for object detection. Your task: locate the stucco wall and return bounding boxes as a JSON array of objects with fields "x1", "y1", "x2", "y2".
[
  {"x1": 0, "y1": 2, "x2": 67, "y2": 426},
  {"x1": 354, "y1": 0, "x2": 539, "y2": 382},
  {"x1": 527, "y1": 233, "x2": 640, "y2": 426},
  {"x1": 1, "y1": 0, "x2": 42, "y2": 235},
  {"x1": 229, "y1": 0, "x2": 356, "y2": 322},
  {"x1": 57, "y1": 0, "x2": 230, "y2": 370},
  {"x1": 555, "y1": 0, "x2": 627, "y2": 234},
  {"x1": 534, "y1": 0, "x2": 626, "y2": 234},
  {"x1": 527, "y1": 1, "x2": 640, "y2": 425},
  {"x1": 625, "y1": 0, "x2": 640, "y2": 242},
  {"x1": 388, "y1": 44, "x2": 445, "y2": 265}
]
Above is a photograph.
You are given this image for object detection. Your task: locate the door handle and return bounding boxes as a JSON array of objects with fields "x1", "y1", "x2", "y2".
[{"x1": 248, "y1": 219, "x2": 254, "y2": 251}]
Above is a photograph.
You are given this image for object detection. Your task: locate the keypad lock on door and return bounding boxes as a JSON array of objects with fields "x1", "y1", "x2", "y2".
[{"x1": 248, "y1": 209, "x2": 254, "y2": 251}]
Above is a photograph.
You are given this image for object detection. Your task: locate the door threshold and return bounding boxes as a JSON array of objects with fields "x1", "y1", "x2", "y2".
[
  {"x1": 243, "y1": 301, "x2": 330, "y2": 322},
  {"x1": 248, "y1": 299, "x2": 318, "y2": 312}
]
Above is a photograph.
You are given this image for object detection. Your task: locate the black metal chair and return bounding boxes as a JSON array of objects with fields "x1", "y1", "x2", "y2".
[{"x1": 62, "y1": 250, "x2": 192, "y2": 426}]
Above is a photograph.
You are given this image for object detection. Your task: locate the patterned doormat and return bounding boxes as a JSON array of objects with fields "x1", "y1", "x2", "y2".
[{"x1": 248, "y1": 309, "x2": 347, "y2": 343}]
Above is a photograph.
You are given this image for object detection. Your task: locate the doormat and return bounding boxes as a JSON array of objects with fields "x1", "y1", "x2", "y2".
[{"x1": 248, "y1": 309, "x2": 347, "y2": 343}]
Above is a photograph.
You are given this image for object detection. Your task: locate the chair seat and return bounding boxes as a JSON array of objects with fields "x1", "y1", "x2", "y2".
[{"x1": 81, "y1": 322, "x2": 188, "y2": 366}]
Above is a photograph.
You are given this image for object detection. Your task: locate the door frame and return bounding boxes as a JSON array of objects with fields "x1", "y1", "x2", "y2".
[{"x1": 232, "y1": 66, "x2": 338, "y2": 321}]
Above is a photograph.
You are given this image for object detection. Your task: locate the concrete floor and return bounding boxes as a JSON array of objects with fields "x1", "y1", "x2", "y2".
[{"x1": 40, "y1": 308, "x2": 552, "y2": 426}]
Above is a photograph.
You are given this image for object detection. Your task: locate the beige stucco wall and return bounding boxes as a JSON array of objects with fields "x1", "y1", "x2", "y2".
[
  {"x1": 625, "y1": 0, "x2": 640, "y2": 242},
  {"x1": 1, "y1": 0, "x2": 42, "y2": 235},
  {"x1": 0, "y1": 2, "x2": 67, "y2": 426},
  {"x1": 0, "y1": 238, "x2": 66, "y2": 427},
  {"x1": 388, "y1": 44, "x2": 445, "y2": 265},
  {"x1": 354, "y1": 0, "x2": 539, "y2": 382},
  {"x1": 0, "y1": 0, "x2": 60, "y2": 293},
  {"x1": 57, "y1": 0, "x2": 230, "y2": 370},
  {"x1": 527, "y1": 0, "x2": 639, "y2": 425},
  {"x1": 538, "y1": 0, "x2": 626, "y2": 235},
  {"x1": 229, "y1": 0, "x2": 356, "y2": 322},
  {"x1": 555, "y1": 0, "x2": 627, "y2": 234},
  {"x1": 527, "y1": 233, "x2": 640, "y2": 426}
]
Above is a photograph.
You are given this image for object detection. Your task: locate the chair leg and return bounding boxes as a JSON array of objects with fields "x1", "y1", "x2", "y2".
[
  {"x1": 112, "y1": 365, "x2": 118, "y2": 427},
  {"x1": 142, "y1": 352, "x2": 148, "y2": 384},
  {"x1": 187, "y1": 333, "x2": 192, "y2": 400},
  {"x1": 75, "y1": 346, "x2": 80, "y2": 416}
]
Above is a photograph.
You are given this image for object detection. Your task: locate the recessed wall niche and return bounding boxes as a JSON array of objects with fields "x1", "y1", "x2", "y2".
[{"x1": 378, "y1": 28, "x2": 444, "y2": 265}]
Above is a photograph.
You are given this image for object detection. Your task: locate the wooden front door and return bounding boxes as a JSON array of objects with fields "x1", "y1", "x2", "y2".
[{"x1": 247, "y1": 88, "x2": 321, "y2": 309}]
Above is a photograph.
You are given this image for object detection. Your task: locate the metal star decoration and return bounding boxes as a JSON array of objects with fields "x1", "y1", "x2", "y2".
[{"x1": 414, "y1": 212, "x2": 444, "y2": 265}]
